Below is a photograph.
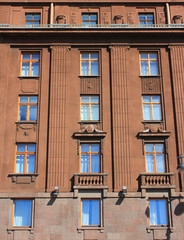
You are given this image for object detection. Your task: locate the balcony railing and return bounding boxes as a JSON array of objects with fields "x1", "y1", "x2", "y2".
[
  {"x1": 0, "y1": 24, "x2": 184, "y2": 30},
  {"x1": 74, "y1": 173, "x2": 107, "y2": 187},
  {"x1": 141, "y1": 173, "x2": 175, "y2": 189}
]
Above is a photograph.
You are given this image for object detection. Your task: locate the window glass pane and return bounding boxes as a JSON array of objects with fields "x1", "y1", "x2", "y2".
[
  {"x1": 17, "y1": 144, "x2": 26, "y2": 152},
  {"x1": 19, "y1": 105, "x2": 27, "y2": 121},
  {"x1": 21, "y1": 62, "x2": 30, "y2": 76},
  {"x1": 145, "y1": 144, "x2": 154, "y2": 152},
  {"x1": 81, "y1": 62, "x2": 89, "y2": 75},
  {"x1": 81, "y1": 105, "x2": 89, "y2": 120},
  {"x1": 32, "y1": 54, "x2": 40, "y2": 60},
  {"x1": 143, "y1": 96, "x2": 151, "y2": 103},
  {"x1": 81, "y1": 96, "x2": 89, "y2": 103},
  {"x1": 146, "y1": 154, "x2": 154, "y2": 172},
  {"x1": 91, "y1": 61, "x2": 99, "y2": 75},
  {"x1": 150, "y1": 200, "x2": 168, "y2": 225},
  {"x1": 152, "y1": 96, "x2": 160, "y2": 102},
  {"x1": 29, "y1": 105, "x2": 37, "y2": 121},
  {"x1": 22, "y1": 54, "x2": 30, "y2": 60},
  {"x1": 140, "y1": 54, "x2": 148, "y2": 59},
  {"x1": 139, "y1": 15, "x2": 146, "y2": 20},
  {"x1": 153, "y1": 104, "x2": 162, "y2": 120},
  {"x1": 147, "y1": 15, "x2": 154, "y2": 20},
  {"x1": 34, "y1": 15, "x2": 40, "y2": 21},
  {"x1": 29, "y1": 96, "x2": 38, "y2": 103},
  {"x1": 91, "y1": 105, "x2": 99, "y2": 120},
  {"x1": 91, "y1": 154, "x2": 100, "y2": 172},
  {"x1": 26, "y1": 15, "x2": 32, "y2": 20},
  {"x1": 90, "y1": 15, "x2": 97, "y2": 21},
  {"x1": 150, "y1": 61, "x2": 158, "y2": 75},
  {"x1": 156, "y1": 154, "x2": 165, "y2": 172},
  {"x1": 32, "y1": 62, "x2": 39, "y2": 76},
  {"x1": 27, "y1": 144, "x2": 36, "y2": 152},
  {"x1": 81, "y1": 54, "x2": 89, "y2": 59},
  {"x1": 82, "y1": 200, "x2": 100, "y2": 226},
  {"x1": 27, "y1": 154, "x2": 35, "y2": 173},
  {"x1": 155, "y1": 144, "x2": 164, "y2": 152},
  {"x1": 33, "y1": 21, "x2": 39, "y2": 25},
  {"x1": 82, "y1": 15, "x2": 89, "y2": 21},
  {"x1": 140, "y1": 21, "x2": 146, "y2": 25},
  {"x1": 81, "y1": 144, "x2": 89, "y2": 152},
  {"x1": 14, "y1": 200, "x2": 32, "y2": 227},
  {"x1": 143, "y1": 105, "x2": 151, "y2": 120},
  {"x1": 91, "y1": 96, "x2": 99, "y2": 103},
  {"x1": 20, "y1": 96, "x2": 28, "y2": 103},
  {"x1": 81, "y1": 154, "x2": 89, "y2": 172},
  {"x1": 149, "y1": 53, "x2": 157, "y2": 59},
  {"x1": 91, "y1": 144, "x2": 100, "y2": 152},
  {"x1": 141, "y1": 61, "x2": 148, "y2": 75},
  {"x1": 16, "y1": 155, "x2": 25, "y2": 173},
  {"x1": 91, "y1": 53, "x2": 98, "y2": 59}
]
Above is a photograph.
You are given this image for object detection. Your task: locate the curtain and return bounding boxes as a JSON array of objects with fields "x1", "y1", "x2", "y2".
[
  {"x1": 153, "y1": 104, "x2": 161, "y2": 120},
  {"x1": 141, "y1": 61, "x2": 148, "y2": 75},
  {"x1": 29, "y1": 106, "x2": 37, "y2": 121},
  {"x1": 82, "y1": 200, "x2": 100, "y2": 225},
  {"x1": 146, "y1": 154, "x2": 154, "y2": 172},
  {"x1": 27, "y1": 154, "x2": 35, "y2": 173},
  {"x1": 81, "y1": 105, "x2": 89, "y2": 120},
  {"x1": 91, "y1": 154, "x2": 100, "y2": 172},
  {"x1": 150, "y1": 61, "x2": 158, "y2": 75},
  {"x1": 150, "y1": 199, "x2": 168, "y2": 225},
  {"x1": 81, "y1": 62, "x2": 89, "y2": 75},
  {"x1": 156, "y1": 153, "x2": 165, "y2": 172},
  {"x1": 21, "y1": 62, "x2": 29, "y2": 76},
  {"x1": 91, "y1": 61, "x2": 98, "y2": 75},
  {"x1": 16, "y1": 155, "x2": 25, "y2": 173},
  {"x1": 81, "y1": 154, "x2": 89, "y2": 172},
  {"x1": 143, "y1": 105, "x2": 151, "y2": 120},
  {"x1": 19, "y1": 105, "x2": 27, "y2": 121},
  {"x1": 91, "y1": 105, "x2": 99, "y2": 120},
  {"x1": 32, "y1": 62, "x2": 39, "y2": 76},
  {"x1": 14, "y1": 200, "x2": 32, "y2": 227}
]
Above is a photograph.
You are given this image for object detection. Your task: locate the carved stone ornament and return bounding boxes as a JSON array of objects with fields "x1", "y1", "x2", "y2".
[
  {"x1": 143, "y1": 123, "x2": 164, "y2": 133},
  {"x1": 102, "y1": 13, "x2": 110, "y2": 24},
  {"x1": 80, "y1": 125, "x2": 103, "y2": 133},
  {"x1": 113, "y1": 15, "x2": 124, "y2": 24},
  {"x1": 172, "y1": 15, "x2": 183, "y2": 24},
  {"x1": 56, "y1": 15, "x2": 66, "y2": 24}
]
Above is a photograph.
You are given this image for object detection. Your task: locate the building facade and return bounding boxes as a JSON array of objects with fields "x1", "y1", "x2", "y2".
[{"x1": 0, "y1": 0, "x2": 184, "y2": 239}]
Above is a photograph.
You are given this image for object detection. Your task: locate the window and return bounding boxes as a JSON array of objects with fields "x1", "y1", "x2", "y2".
[
  {"x1": 145, "y1": 143, "x2": 165, "y2": 173},
  {"x1": 81, "y1": 96, "x2": 99, "y2": 121},
  {"x1": 80, "y1": 144, "x2": 100, "y2": 173},
  {"x1": 82, "y1": 199, "x2": 100, "y2": 226},
  {"x1": 82, "y1": 14, "x2": 97, "y2": 25},
  {"x1": 149, "y1": 199, "x2": 168, "y2": 226},
  {"x1": 140, "y1": 52, "x2": 158, "y2": 76},
  {"x1": 16, "y1": 144, "x2": 36, "y2": 173},
  {"x1": 142, "y1": 96, "x2": 162, "y2": 120},
  {"x1": 80, "y1": 52, "x2": 99, "y2": 75},
  {"x1": 26, "y1": 13, "x2": 40, "y2": 25},
  {"x1": 21, "y1": 52, "x2": 40, "y2": 76},
  {"x1": 19, "y1": 96, "x2": 38, "y2": 121},
  {"x1": 13, "y1": 200, "x2": 33, "y2": 227},
  {"x1": 139, "y1": 13, "x2": 154, "y2": 25}
]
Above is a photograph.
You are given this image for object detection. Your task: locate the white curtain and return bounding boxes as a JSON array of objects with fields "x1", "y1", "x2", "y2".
[
  {"x1": 14, "y1": 200, "x2": 32, "y2": 227},
  {"x1": 82, "y1": 200, "x2": 100, "y2": 225},
  {"x1": 150, "y1": 199, "x2": 167, "y2": 225}
]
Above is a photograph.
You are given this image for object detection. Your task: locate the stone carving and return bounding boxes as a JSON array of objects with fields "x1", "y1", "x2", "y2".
[
  {"x1": 141, "y1": 77, "x2": 161, "y2": 94},
  {"x1": 172, "y1": 15, "x2": 183, "y2": 24},
  {"x1": 143, "y1": 123, "x2": 164, "y2": 133},
  {"x1": 80, "y1": 125, "x2": 103, "y2": 133},
  {"x1": 71, "y1": 12, "x2": 76, "y2": 24},
  {"x1": 158, "y1": 12, "x2": 166, "y2": 24},
  {"x1": 127, "y1": 12, "x2": 134, "y2": 24},
  {"x1": 102, "y1": 12, "x2": 110, "y2": 24},
  {"x1": 56, "y1": 15, "x2": 66, "y2": 24},
  {"x1": 113, "y1": 15, "x2": 124, "y2": 24}
]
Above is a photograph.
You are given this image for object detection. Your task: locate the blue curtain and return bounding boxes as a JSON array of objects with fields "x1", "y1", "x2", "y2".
[
  {"x1": 82, "y1": 200, "x2": 100, "y2": 225},
  {"x1": 150, "y1": 199, "x2": 168, "y2": 225},
  {"x1": 27, "y1": 154, "x2": 35, "y2": 173},
  {"x1": 91, "y1": 154, "x2": 100, "y2": 172},
  {"x1": 14, "y1": 200, "x2": 32, "y2": 227},
  {"x1": 19, "y1": 105, "x2": 27, "y2": 121},
  {"x1": 29, "y1": 105, "x2": 37, "y2": 121}
]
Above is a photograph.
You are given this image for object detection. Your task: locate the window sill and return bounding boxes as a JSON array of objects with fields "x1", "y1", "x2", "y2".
[
  {"x1": 8, "y1": 173, "x2": 39, "y2": 184},
  {"x1": 147, "y1": 226, "x2": 174, "y2": 232},
  {"x1": 140, "y1": 75, "x2": 161, "y2": 77},
  {"x1": 77, "y1": 226, "x2": 104, "y2": 233},
  {"x1": 15, "y1": 121, "x2": 37, "y2": 124},
  {"x1": 79, "y1": 75, "x2": 100, "y2": 78},
  {"x1": 18, "y1": 76, "x2": 40, "y2": 79},
  {"x1": 7, "y1": 228, "x2": 34, "y2": 234},
  {"x1": 142, "y1": 120, "x2": 164, "y2": 123},
  {"x1": 79, "y1": 121, "x2": 101, "y2": 124}
]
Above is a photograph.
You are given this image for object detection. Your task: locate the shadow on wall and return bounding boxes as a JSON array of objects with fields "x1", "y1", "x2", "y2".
[{"x1": 174, "y1": 201, "x2": 184, "y2": 216}]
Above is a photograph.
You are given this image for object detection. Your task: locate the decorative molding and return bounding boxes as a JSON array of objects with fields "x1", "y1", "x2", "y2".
[
  {"x1": 141, "y1": 77, "x2": 161, "y2": 94},
  {"x1": 73, "y1": 125, "x2": 106, "y2": 138},
  {"x1": 127, "y1": 12, "x2": 134, "y2": 24},
  {"x1": 8, "y1": 173, "x2": 39, "y2": 184},
  {"x1": 80, "y1": 77, "x2": 100, "y2": 94},
  {"x1": 102, "y1": 12, "x2": 110, "y2": 24}
]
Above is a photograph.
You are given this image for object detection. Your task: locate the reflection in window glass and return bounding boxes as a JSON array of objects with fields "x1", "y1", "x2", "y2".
[
  {"x1": 81, "y1": 96, "x2": 99, "y2": 121},
  {"x1": 82, "y1": 199, "x2": 100, "y2": 226},
  {"x1": 149, "y1": 199, "x2": 168, "y2": 225}
]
